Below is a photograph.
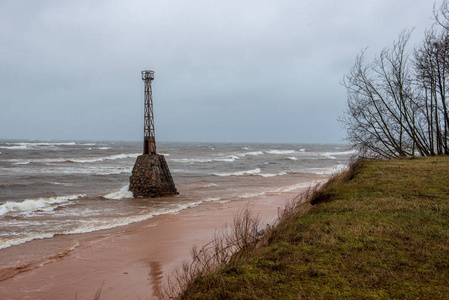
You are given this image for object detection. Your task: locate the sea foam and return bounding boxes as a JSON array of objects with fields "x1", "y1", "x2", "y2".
[{"x1": 103, "y1": 185, "x2": 133, "y2": 200}]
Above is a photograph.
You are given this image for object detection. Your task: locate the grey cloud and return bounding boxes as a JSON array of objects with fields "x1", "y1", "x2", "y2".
[{"x1": 0, "y1": 0, "x2": 435, "y2": 143}]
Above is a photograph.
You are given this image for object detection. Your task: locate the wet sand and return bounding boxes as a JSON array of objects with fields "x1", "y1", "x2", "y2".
[{"x1": 0, "y1": 187, "x2": 310, "y2": 300}]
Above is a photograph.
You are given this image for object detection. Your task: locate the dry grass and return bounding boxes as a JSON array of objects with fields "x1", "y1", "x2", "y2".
[{"x1": 164, "y1": 206, "x2": 265, "y2": 299}]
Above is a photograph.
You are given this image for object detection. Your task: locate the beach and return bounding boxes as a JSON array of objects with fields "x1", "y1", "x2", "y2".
[{"x1": 0, "y1": 185, "x2": 310, "y2": 299}]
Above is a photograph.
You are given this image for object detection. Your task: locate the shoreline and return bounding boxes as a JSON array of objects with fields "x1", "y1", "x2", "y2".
[{"x1": 0, "y1": 184, "x2": 314, "y2": 300}]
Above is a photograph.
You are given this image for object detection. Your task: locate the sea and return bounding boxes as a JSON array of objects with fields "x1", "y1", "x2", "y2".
[{"x1": 0, "y1": 140, "x2": 355, "y2": 250}]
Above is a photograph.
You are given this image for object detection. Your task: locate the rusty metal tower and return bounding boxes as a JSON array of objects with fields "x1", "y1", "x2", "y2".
[
  {"x1": 142, "y1": 70, "x2": 156, "y2": 154},
  {"x1": 129, "y1": 69, "x2": 178, "y2": 197}
]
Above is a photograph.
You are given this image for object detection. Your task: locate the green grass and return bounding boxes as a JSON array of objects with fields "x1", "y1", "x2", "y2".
[{"x1": 179, "y1": 156, "x2": 449, "y2": 299}]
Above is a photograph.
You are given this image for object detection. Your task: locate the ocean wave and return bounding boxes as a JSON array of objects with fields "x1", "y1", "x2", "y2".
[
  {"x1": 285, "y1": 157, "x2": 298, "y2": 161},
  {"x1": 69, "y1": 153, "x2": 140, "y2": 163},
  {"x1": 170, "y1": 151, "x2": 263, "y2": 164},
  {"x1": 306, "y1": 164, "x2": 347, "y2": 175},
  {"x1": 203, "y1": 197, "x2": 222, "y2": 202},
  {"x1": 103, "y1": 185, "x2": 133, "y2": 200},
  {"x1": 321, "y1": 150, "x2": 358, "y2": 156},
  {"x1": 213, "y1": 168, "x2": 261, "y2": 177},
  {"x1": 235, "y1": 182, "x2": 311, "y2": 199},
  {"x1": 266, "y1": 150, "x2": 296, "y2": 155},
  {"x1": 0, "y1": 198, "x2": 209, "y2": 249},
  {"x1": 0, "y1": 194, "x2": 86, "y2": 217},
  {"x1": 6, "y1": 153, "x2": 139, "y2": 166},
  {"x1": 258, "y1": 171, "x2": 288, "y2": 178},
  {"x1": 50, "y1": 182, "x2": 74, "y2": 186},
  {"x1": 0, "y1": 232, "x2": 57, "y2": 250},
  {"x1": 61, "y1": 202, "x2": 203, "y2": 236},
  {"x1": 12, "y1": 161, "x2": 30, "y2": 165},
  {"x1": 3, "y1": 166, "x2": 133, "y2": 176},
  {"x1": 238, "y1": 191, "x2": 267, "y2": 199},
  {"x1": 321, "y1": 153, "x2": 337, "y2": 159},
  {"x1": 269, "y1": 181, "x2": 325, "y2": 194},
  {"x1": 9, "y1": 158, "x2": 68, "y2": 165},
  {"x1": 0, "y1": 145, "x2": 29, "y2": 150},
  {"x1": 171, "y1": 155, "x2": 239, "y2": 164},
  {"x1": 0, "y1": 142, "x2": 79, "y2": 150},
  {"x1": 202, "y1": 183, "x2": 218, "y2": 188},
  {"x1": 237, "y1": 181, "x2": 324, "y2": 200},
  {"x1": 237, "y1": 151, "x2": 264, "y2": 157}
]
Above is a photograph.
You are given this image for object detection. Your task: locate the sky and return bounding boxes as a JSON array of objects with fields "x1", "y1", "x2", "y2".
[{"x1": 0, "y1": 0, "x2": 438, "y2": 143}]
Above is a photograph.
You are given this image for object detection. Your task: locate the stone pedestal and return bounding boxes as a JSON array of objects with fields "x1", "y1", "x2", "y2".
[{"x1": 129, "y1": 154, "x2": 178, "y2": 197}]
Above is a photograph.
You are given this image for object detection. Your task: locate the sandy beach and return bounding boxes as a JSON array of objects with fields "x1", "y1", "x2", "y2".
[{"x1": 0, "y1": 186, "x2": 309, "y2": 300}]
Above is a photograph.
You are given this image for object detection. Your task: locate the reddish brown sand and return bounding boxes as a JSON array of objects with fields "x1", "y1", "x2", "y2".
[{"x1": 0, "y1": 187, "x2": 310, "y2": 300}]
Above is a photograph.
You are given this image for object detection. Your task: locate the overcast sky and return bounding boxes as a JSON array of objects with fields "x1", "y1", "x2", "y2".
[{"x1": 0, "y1": 0, "x2": 438, "y2": 143}]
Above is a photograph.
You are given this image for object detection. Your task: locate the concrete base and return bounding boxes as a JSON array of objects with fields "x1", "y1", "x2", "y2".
[{"x1": 129, "y1": 154, "x2": 178, "y2": 197}]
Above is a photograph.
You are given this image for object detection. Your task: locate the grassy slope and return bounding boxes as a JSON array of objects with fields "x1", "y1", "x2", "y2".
[{"x1": 180, "y1": 156, "x2": 449, "y2": 299}]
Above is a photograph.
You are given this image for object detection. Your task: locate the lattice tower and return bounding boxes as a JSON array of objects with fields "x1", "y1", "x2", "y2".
[{"x1": 142, "y1": 70, "x2": 156, "y2": 154}]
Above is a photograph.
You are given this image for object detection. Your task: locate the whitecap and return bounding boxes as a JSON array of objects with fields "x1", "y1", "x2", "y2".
[
  {"x1": 238, "y1": 191, "x2": 267, "y2": 199},
  {"x1": 0, "y1": 145, "x2": 29, "y2": 150},
  {"x1": 238, "y1": 151, "x2": 264, "y2": 157},
  {"x1": 216, "y1": 155, "x2": 239, "y2": 162},
  {"x1": 12, "y1": 161, "x2": 30, "y2": 165},
  {"x1": 321, "y1": 150, "x2": 358, "y2": 156},
  {"x1": 213, "y1": 168, "x2": 261, "y2": 177},
  {"x1": 258, "y1": 171, "x2": 288, "y2": 178},
  {"x1": 0, "y1": 194, "x2": 86, "y2": 216},
  {"x1": 69, "y1": 153, "x2": 140, "y2": 163},
  {"x1": 321, "y1": 153, "x2": 337, "y2": 159},
  {"x1": 171, "y1": 155, "x2": 239, "y2": 164},
  {"x1": 2, "y1": 142, "x2": 78, "y2": 150},
  {"x1": 285, "y1": 157, "x2": 298, "y2": 161},
  {"x1": 266, "y1": 150, "x2": 296, "y2": 155}
]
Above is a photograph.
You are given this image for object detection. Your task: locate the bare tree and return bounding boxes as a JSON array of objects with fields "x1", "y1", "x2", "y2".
[
  {"x1": 341, "y1": 2, "x2": 449, "y2": 158},
  {"x1": 341, "y1": 31, "x2": 417, "y2": 158},
  {"x1": 414, "y1": 28, "x2": 449, "y2": 155}
]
